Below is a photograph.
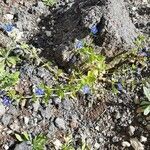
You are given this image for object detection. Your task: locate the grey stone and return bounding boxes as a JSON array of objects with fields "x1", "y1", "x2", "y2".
[
  {"x1": 45, "y1": 106, "x2": 53, "y2": 120},
  {"x1": 24, "y1": 116, "x2": 29, "y2": 125},
  {"x1": 16, "y1": 21, "x2": 23, "y2": 31},
  {"x1": 51, "y1": 0, "x2": 138, "y2": 68},
  {"x1": 45, "y1": 31, "x2": 52, "y2": 37},
  {"x1": 52, "y1": 97, "x2": 61, "y2": 106},
  {"x1": 130, "y1": 138, "x2": 144, "y2": 150},
  {"x1": 0, "y1": 102, "x2": 6, "y2": 117},
  {"x1": 62, "y1": 99, "x2": 73, "y2": 110},
  {"x1": 4, "y1": 14, "x2": 14, "y2": 20},
  {"x1": 36, "y1": 67, "x2": 50, "y2": 79},
  {"x1": 7, "y1": 106, "x2": 18, "y2": 116},
  {"x1": 129, "y1": 126, "x2": 136, "y2": 136},
  {"x1": 33, "y1": 100, "x2": 40, "y2": 112},
  {"x1": 20, "y1": 64, "x2": 35, "y2": 77},
  {"x1": 146, "y1": 124, "x2": 150, "y2": 131},
  {"x1": 94, "y1": 142, "x2": 101, "y2": 149},
  {"x1": 122, "y1": 141, "x2": 131, "y2": 147},
  {"x1": 37, "y1": 1, "x2": 45, "y2": 9},
  {"x1": 140, "y1": 136, "x2": 147, "y2": 143},
  {"x1": 2, "y1": 114, "x2": 12, "y2": 126},
  {"x1": 54, "y1": 118, "x2": 66, "y2": 130},
  {"x1": 9, "y1": 120, "x2": 20, "y2": 131},
  {"x1": 14, "y1": 142, "x2": 32, "y2": 150}
]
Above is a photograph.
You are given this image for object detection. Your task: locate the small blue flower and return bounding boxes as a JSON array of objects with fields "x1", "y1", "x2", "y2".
[
  {"x1": 75, "y1": 40, "x2": 83, "y2": 49},
  {"x1": 2, "y1": 23, "x2": 14, "y2": 32},
  {"x1": 117, "y1": 82, "x2": 123, "y2": 92},
  {"x1": 90, "y1": 25, "x2": 98, "y2": 35},
  {"x1": 2, "y1": 96, "x2": 11, "y2": 106},
  {"x1": 81, "y1": 85, "x2": 90, "y2": 94},
  {"x1": 35, "y1": 88, "x2": 45, "y2": 95}
]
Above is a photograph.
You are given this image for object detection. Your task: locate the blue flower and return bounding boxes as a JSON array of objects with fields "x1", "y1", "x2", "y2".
[
  {"x1": 35, "y1": 88, "x2": 45, "y2": 95},
  {"x1": 2, "y1": 23, "x2": 14, "y2": 32},
  {"x1": 117, "y1": 82, "x2": 123, "y2": 92},
  {"x1": 75, "y1": 40, "x2": 83, "y2": 49},
  {"x1": 81, "y1": 85, "x2": 90, "y2": 94},
  {"x1": 90, "y1": 25, "x2": 98, "y2": 34},
  {"x1": 2, "y1": 96, "x2": 11, "y2": 106}
]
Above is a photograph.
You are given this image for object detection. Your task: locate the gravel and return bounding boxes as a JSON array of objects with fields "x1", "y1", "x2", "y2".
[
  {"x1": 2, "y1": 114, "x2": 12, "y2": 126},
  {"x1": 0, "y1": 102, "x2": 6, "y2": 117},
  {"x1": 54, "y1": 117, "x2": 66, "y2": 130},
  {"x1": 14, "y1": 142, "x2": 32, "y2": 150},
  {"x1": 0, "y1": 0, "x2": 149, "y2": 149}
]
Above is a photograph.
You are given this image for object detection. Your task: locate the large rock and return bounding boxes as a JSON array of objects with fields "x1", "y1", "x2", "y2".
[
  {"x1": 32, "y1": 0, "x2": 138, "y2": 67},
  {"x1": 14, "y1": 142, "x2": 32, "y2": 150}
]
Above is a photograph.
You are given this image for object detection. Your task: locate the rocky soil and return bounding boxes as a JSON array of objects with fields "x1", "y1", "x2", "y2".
[{"x1": 0, "y1": 0, "x2": 150, "y2": 150}]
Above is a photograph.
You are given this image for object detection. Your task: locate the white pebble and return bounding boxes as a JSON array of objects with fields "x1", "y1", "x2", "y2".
[
  {"x1": 24, "y1": 116, "x2": 29, "y2": 125},
  {"x1": 53, "y1": 139, "x2": 62, "y2": 150},
  {"x1": 94, "y1": 142, "x2": 101, "y2": 149},
  {"x1": 129, "y1": 126, "x2": 135, "y2": 136},
  {"x1": 140, "y1": 136, "x2": 147, "y2": 143},
  {"x1": 122, "y1": 141, "x2": 131, "y2": 147},
  {"x1": 4, "y1": 14, "x2": 14, "y2": 20}
]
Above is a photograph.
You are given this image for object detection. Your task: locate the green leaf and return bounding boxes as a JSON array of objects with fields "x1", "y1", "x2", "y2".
[
  {"x1": 140, "y1": 101, "x2": 150, "y2": 106},
  {"x1": 32, "y1": 134, "x2": 47, "y2": 150},
  {"x1": 22, "y1": 132, "x2": 30, "y2": 141},
  {"x1": 143, "y1": 105, "x2": 150, "y2": 115},
  {"x1": 7, "y1": 56, "x2": 18, "y2": 65},
  {"x1": 143, "y1": 86, "x2": 150, "y2": 101},
  {"x1": 15, "y1": 134, "x2": 24, "y2": 142},
  {"x1": 0, "y1": 62, "x2": 5, "y2": 72},
  {"x1": 0, "y1": 57, "x2": 4, "y2": 62}
]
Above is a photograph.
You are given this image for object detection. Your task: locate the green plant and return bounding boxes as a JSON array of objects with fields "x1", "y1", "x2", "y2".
[
  {"x1": 15, "y1": 132, "x2": 30, "y2": 142},
  {"x1": 0, "y1": 48, "x2": 20, "y2": 70},
  {"x1": 29, "y1": 44, "x2": 107, "y2": 102},
  {"x1": 20, "y1": 43, "x2": 42, "y2": 65},
  {"x1": 109, "y1": 35, "x2": 149, "y2": 94},
  {"x1": 32, "y1": 134, "x2": 48, "y2": 150},
  {"x1": 42, "y1": 0, "x2": 56, "y2": 6},
  {"x1": 61, "y1": 135, "x2": 90, "y2": 150},
  {"x1": 140, "y1": 82, "x2": 150, "y2": 115},
  {"x1": 15, "y1": 132, "x2": 48, "y2": 150},
  {"x1": 0, "y1": 71, "x2": 19, "y2": 90},
  {"x1": 0, "y1": 71, "x2": 20, "y2": 100}
]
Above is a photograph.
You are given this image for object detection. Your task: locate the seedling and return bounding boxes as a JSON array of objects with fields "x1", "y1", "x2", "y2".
[
  {"x1": 42, "y1": 0, "x2": 56, "y2": 6},
  {"x1": 140, "y1": 82, "x2": 150, "y2": 115},
  {"x1": 0, "y1": 48, "x2": 20, "y2": 70},
  {"x1": 20, "y1": 43, "x2": 42, "y2": 65},
  {"x1": 15, "y1": 132, "x2": 48, "y2": 150},
  {"x1": 32, "y1": 134, "x2": 48, "y2": 150}
]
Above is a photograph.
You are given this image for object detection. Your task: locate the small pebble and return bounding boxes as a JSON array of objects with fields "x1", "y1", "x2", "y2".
[
  {"x1": 122, "y1": 141, "x2": 131, "y2": 147},
  {"x1": 0, "y1": 102, "x2": 6, "y2": 117},
  {"x1": 140, "y1": 136, "x2": 147, "y2": 143},
  {"x1": 24, "y1": 116, "x2": 29, "y2": 125},
  {"x1": 53, "y1": 139, "x2": 62, "y2": 150},
  {"x1": 4, "y1": 14, "x2": 14, "y2": 20},
  {"x1": 95, "y1": 126, "x2": 100, "y2": 131},
  {"x1": 129, "y1": 126, "x2": 135, "y2": 136},
  {"x1": 94, "y1": 142, "x2": 101, "y2": 149},
  {"x1": 54, "y1": 118, "x2": 66, "y2": 130}
]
